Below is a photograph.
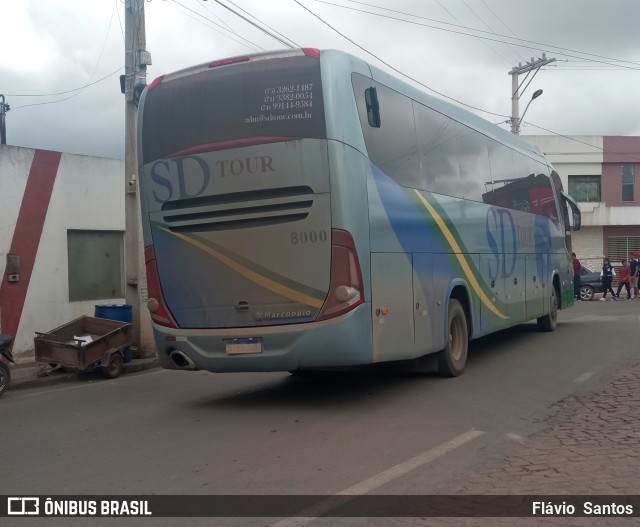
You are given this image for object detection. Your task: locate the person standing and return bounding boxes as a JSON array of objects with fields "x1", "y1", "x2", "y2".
[
  {"x1": 629, "y1": 254, "x2": 639, "y2": 299},
  {"x1": 616, "y1": 259, "x2": 632, "y2": 300},
  {"x1": 600, "y1": 258, "x2": 617, "y2": 300},
  {"x1": 572, "y1": 252, "x2": 581, "y2": 300}
]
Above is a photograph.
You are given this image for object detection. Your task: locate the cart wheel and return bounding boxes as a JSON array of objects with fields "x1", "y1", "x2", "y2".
[{"x1": 102, "y1": 353, "x2": 123, "y2": 379}]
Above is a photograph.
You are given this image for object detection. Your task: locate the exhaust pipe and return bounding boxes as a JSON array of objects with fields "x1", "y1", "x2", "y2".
[{"x1": 169, "y1": 350, "x2": 197, "y2": 370}]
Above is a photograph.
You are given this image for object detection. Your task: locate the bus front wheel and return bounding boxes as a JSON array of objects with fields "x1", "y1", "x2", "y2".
[
  {"x1": 537, "y1": 286, "x2": 558, "y2": 332},
  {"x1": 438, "y1": 299, "x2": 468, "y2": 377}
]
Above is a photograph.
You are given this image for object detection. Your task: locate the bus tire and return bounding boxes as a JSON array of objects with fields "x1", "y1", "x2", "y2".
[
  {"x1": 537, "y1": 286, "x2": 558, "y2": 332},
  {"x1": 437, "y1": 299, "x2": 468, "y2": 377}
]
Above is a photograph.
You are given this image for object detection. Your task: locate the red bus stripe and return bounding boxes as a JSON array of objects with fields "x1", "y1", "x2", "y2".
[{"x1": 0, "y1": 150, "x2": 62, "y2": 342}]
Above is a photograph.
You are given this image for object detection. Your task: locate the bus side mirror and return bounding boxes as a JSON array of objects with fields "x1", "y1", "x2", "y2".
[
  {"x1": 365, "y1": 87, "x2": 381, "y2": 128},
  {"x1": 561, "y1": 191, "x2": 581, "y2": 231},
  {"x1": 573, "y1": 210, "x2": 581, "y2": 231}
]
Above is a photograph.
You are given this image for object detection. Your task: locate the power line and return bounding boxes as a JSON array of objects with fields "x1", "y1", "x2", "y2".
[
  {"x1": 211, "y1": 0, "x2": 295, "y2": 49},
  {"x1": 10, "y1": 67, "x2": 124, "y2": 109},
  {"x1": 313, "y1": 0, "x2": 640, "y2": 70},
  {"x1": 457, "y1": 0, "x2": 526, "y2": 62},
  {"x1": 433, "y1": 0, "x2": 513, "y2": 65},
  {"x1": 195, "y1": 0, "x2": 238, "y2": 33},
  {"x1": 296, "y1": 0, "x2": 640, "y2": 147},
  {"x1": 225, "y1": 0, "x2": 301, "y2": 48},
  {"x1": 477, "y1": 0, "x2": 528, "y2": 62},
  {"x1": 544, "y1": 60, "x2": 635, "y2": 71},
  {"x1": 115, "y1": 0, "x2": 126, "y2": 41},
  {"x1": 293, "y1": 0, "x2": 509, "y2": 118},
  {"x1": 545, "y1": 67, "x2": 636, "y2": 71},
  {"x1": 169, "y1": 0, "x2": 265, "y2": 51},
  {"x1": 7, "y1": 0, "x2": 294, "y2": 105},
  {"x1": 8, "y1": 1, "x2": 121, "y2": 106},
  {"x1": 87, "y1": 0, "x2": 117, "y2": 87}
]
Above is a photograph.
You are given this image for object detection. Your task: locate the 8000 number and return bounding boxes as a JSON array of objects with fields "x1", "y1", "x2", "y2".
[{"x1": 290, "y1": 230, "x2": 328, "y2": 245}]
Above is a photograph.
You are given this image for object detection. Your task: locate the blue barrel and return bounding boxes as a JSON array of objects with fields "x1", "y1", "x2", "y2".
[{"x1": 94, "y1": 304, "x2": 133, "y2": 363}]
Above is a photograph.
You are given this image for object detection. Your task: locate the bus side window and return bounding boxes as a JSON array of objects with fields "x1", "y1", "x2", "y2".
[
  {"x1": 355, "y1": 77, "x2": 421, "y2": 189},
  {"x1": 365, "y1": 88, "x2": 381, "y2": 128}
]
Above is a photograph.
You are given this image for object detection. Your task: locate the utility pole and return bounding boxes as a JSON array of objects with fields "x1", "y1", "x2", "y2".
[
  {"x1": 124, "y1": 0, "x2": 152, "y2": 354},
  {"x1": 0, "y1": 95, "x2": 10, "y2": 145},
  {"x1": 509, "y1": 54, "x2": 555, "y2": 134}
]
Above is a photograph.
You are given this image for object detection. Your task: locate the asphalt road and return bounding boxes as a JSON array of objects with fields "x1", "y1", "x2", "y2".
[{"x1": 1, "y1": 300, "x2": 638, "y2": 526}]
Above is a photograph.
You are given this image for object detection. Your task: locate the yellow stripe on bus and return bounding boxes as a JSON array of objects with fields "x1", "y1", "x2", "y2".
[
  {"x1": 159, "y1": 228, "x2": 325, "y2": 309},
  {"x1": 413, "y1": 190, "x2": 509, "y2": 320}
]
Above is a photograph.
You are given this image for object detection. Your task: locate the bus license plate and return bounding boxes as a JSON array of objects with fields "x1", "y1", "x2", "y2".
[{"x1": 225, "y1": 338, "x2": 263, "y2": 355}]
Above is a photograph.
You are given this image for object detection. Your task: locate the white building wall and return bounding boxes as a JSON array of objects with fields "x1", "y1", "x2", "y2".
[
  {"x1": 524, "y1": 135, "x2": 604, "y2": 164},
  {"x1": 0, "y1": 145, "x2": 127, "y2": 358},
  {"x1": 21, "y1": 153, "x2": 127, "y2": 356},
  {"x1": 0, "y1": 148, "x2": 34, "y2": 264}
]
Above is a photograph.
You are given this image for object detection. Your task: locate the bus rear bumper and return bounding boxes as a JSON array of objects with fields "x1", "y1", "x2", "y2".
[{"x1": 153, "y1": 303, "x2": 373, "y2": 373}]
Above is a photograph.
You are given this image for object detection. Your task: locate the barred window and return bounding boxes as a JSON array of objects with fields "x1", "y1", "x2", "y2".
[
  {"x1": 607, "y1": 236, "x2": 640, "y2": 263},
  {"x1": 568, "y1": 175, "x2": 601, "y2": 202}
]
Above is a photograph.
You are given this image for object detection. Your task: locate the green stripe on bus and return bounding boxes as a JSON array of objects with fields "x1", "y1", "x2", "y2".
[{"x1": 411, "y1": 190, "x2": 509, "y2": 321}]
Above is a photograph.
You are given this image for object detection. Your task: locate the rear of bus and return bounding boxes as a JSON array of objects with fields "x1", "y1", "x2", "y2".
[{"x1": 138, "y1": 49, "x2": 372, "y2": 372}]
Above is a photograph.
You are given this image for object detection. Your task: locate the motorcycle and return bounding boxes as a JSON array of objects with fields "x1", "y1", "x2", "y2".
[{"x1": 0, "y1": 333, "x2": 15, "y2": 398}]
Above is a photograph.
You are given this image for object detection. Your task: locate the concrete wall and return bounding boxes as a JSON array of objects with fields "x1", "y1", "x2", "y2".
[
  {"x1": 0, "y1": 145, "x2": 126, "y2": 359},
  {"x1": 524, "y1": 135, "x2": 604, "y2": 159}
]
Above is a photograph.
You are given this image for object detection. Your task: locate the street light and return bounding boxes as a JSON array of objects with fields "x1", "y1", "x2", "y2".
[{"x1": 517, "y1": 89, "x2": 543, "y2": 134}]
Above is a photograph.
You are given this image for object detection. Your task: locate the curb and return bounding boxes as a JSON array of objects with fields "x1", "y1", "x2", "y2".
[{"x1": 8, "y1": 357, "x2": 161, "y2": 391}]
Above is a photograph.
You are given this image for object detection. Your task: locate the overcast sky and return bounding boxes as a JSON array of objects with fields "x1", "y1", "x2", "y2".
[{"x1": 2, "y1": 0, "x2": 639, "y2": 159}]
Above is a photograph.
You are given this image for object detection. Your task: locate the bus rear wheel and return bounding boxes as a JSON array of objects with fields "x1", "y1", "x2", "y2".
[
  {"x1": 438, "y1": 299, "x2": 468, "y2": 377},
  {"x1": 537, "y1": 286, "x2": 558, "y2": 332}
]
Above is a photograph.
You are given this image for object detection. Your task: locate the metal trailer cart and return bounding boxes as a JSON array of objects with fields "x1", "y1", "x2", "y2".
[{"x1": 34, "y1": 316, "x2": 133, "y2": 379}]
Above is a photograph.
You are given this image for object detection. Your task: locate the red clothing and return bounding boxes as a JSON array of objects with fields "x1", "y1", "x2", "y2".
[
  {"x1": 572, "y1": 259, "x2": 581, "y2": 277},
  {"x1": 619, "y1": 265, "x2": 631, "y2": 283}
]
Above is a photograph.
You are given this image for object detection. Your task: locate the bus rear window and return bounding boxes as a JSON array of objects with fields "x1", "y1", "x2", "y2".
[{"x1": 141, "y1": 55, "x2": 326, "y2": 164}]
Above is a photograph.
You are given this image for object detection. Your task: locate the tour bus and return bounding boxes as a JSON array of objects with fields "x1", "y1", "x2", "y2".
[{"x1": 137, "y1": 48, "x2": 581, "y2": 377}]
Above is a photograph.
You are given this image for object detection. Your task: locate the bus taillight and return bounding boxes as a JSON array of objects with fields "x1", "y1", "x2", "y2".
[
  {"x1": 317, "y1": 229, "x2": 364, "y2": 321},
  {"x1": 148, "y1": 75, "x2": 165, "y2": 90},
  {"x1": 144, "y1": 246, "x2": 178, "y2": 328},
  {"x1": 209, "y1": 56, "x2": 250, "y2": 68}
]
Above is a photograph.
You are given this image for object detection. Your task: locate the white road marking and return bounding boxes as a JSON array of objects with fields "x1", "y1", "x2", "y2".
[
  {"x1": 573, "y1": 371, "x2": 595, "y2": 383},
  {"x1": 269, "y1": 428, "x2": 485, "y2": 527}
]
